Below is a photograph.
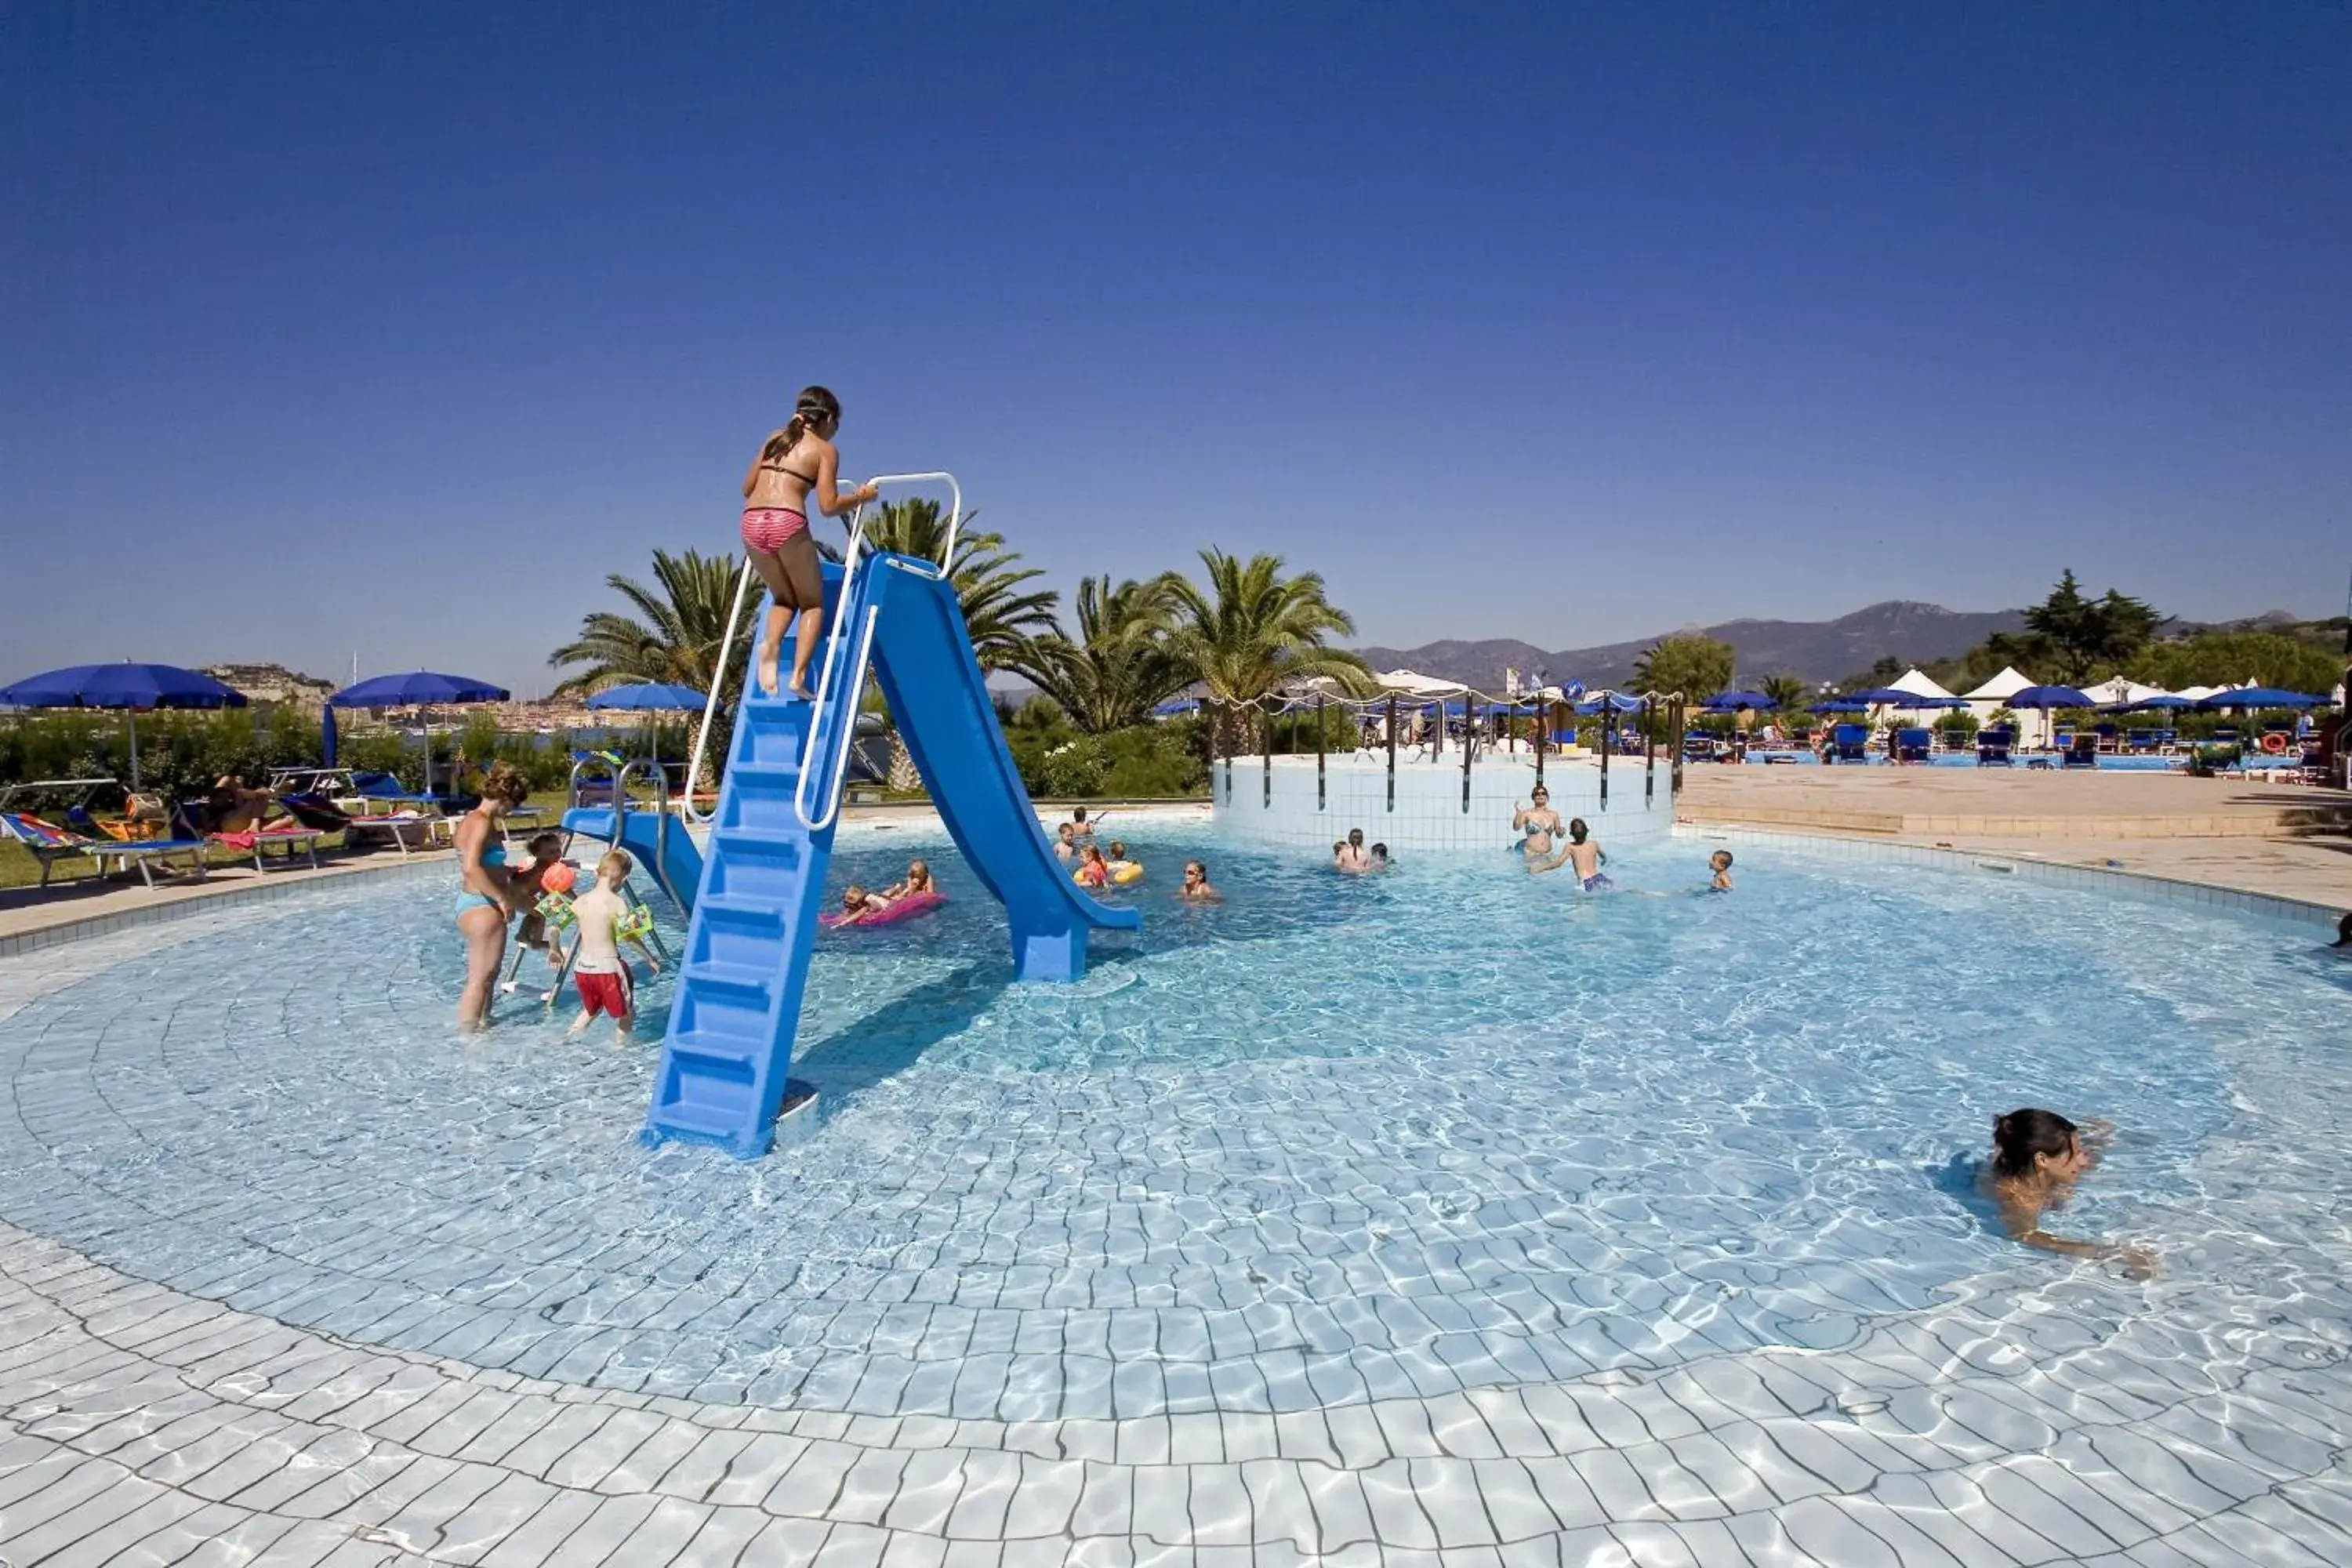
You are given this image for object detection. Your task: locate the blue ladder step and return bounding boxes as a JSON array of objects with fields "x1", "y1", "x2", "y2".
[
  {"x1": 666, "y1": 1029, "x2": 764, "y2": 1069},
  {"x1": 644, "y1": 1096, "x2": 753, "y2": 1145},
  {"x1": 695, "y1": 894, "x2": 788, "y2": 924},
  {"x1": 711, "y1": 825, "x2": 810, "y2": 853},
  {"x1": 681, "y1": 958, "x2": 776, "y2": 996}
]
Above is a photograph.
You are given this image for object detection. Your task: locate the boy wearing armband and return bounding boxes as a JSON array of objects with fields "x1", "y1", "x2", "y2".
[{"x1": 566, "y1": 850, "x2": 662, "y2": 1041}]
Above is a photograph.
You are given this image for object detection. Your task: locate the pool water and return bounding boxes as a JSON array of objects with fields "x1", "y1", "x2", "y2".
[{"x1": 1, "y1": 829, "x2": 2347, "y2": 1429}]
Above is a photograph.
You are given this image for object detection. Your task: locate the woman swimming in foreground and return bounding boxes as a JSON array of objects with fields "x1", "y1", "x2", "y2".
[{"x1": 1980, "y1": 1109, "x2": 2157, "y2": 1278}]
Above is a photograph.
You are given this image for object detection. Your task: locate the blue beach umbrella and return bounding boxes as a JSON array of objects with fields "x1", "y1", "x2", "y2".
[
  {"x1": 1847, "y1": 687, "x2": 1966, "y2": 708},
  {"x1": 2007, "y1": 685, "x2": 2097, "y2": 710},
  {"x1": 2195, "y1": 687, "x2": 2321, "y2": 709},
  {"x1": 2005, "y1": 685, "x2": 2096, "y2": 747},
  {"x1": 328, "y1": 670, "x2": 510, "y2": 708},
  {"x1": 585, "y1": 682, "x2": 707, "y2": 712},
  {"x1": 586, "y1": 682, "x2": 710, "y2": 770},
  {"x1": 328, "y1": 671, "x2": 510, "y2": 793},
  {"x1": 1809, "y1": 699, "x2": 1870, "y2": 714},
  {"x1": 0, "y1": 661, "x2": 249, "y2": 789}
]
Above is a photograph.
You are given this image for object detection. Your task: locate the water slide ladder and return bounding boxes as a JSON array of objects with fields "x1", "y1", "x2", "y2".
[{"x1": 646, "y1": 474, "x2": 1138, "y2": 1158}]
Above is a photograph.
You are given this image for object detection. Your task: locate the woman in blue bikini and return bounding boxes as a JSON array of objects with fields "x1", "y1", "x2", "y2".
[{"x1": 455, "y1": 764, "x2": 534, "y2": 1032}]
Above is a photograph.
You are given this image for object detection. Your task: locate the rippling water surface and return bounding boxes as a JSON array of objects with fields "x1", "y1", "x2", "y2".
[{"x1": 1, "y1": 826, "x2": 2346, "y2": 1418}]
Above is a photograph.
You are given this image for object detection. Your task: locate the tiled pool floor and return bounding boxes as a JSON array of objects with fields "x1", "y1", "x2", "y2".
[
  {"x1": 4, "y1": 859, "x2": 2351, "y2": 1563},
  {"x1": 7, "y1": 1212, "x2": 2349, "y2": 1566}
]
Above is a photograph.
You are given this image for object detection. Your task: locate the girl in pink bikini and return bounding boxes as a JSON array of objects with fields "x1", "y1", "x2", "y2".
[{"x1": 740, "y1": 386, "x2": 880, "y2": 698}]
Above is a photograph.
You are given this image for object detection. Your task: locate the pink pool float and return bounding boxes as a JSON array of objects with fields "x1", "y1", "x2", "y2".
[{"x1": 820, "y1": 890, "x2": 948, "y2": 929}]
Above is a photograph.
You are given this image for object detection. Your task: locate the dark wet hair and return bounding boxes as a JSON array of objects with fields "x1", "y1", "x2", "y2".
[
  {"x1": 1567, "y1": 818, "x2": 1589, "y2": 843},
  {"x1": 762, "y1": 385, "x2": 841, "y2": 464},
  {"x1": 1348, "y1": 827, "x2": 1365, "y2": 844},
  {"x1": 528, "y1": 831, "x2": 563, "y2": 858},
  {"x1": 1991, "y1": 1109, "x2": 2078, "y2": 1178},
  {"x1": 2337, "y1": 911, "x2": 2352, "y2": 945},
  {"x1": 1713, "y1": 849, "x2": 1734, "y2": 866},
  {"x1": 1371, "y1": 843, "x2": 1388, "y2": 859},
  {"x1": 1185, "y1": 860, "x2": 1206, "y2": 877}
]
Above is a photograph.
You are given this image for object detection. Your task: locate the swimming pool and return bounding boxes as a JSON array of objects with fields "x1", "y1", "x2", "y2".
[{"x1": 2, "y1": 828, "x2": 2347, "y2": 1558}]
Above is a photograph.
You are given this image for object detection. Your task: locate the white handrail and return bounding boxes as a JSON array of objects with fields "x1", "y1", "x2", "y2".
[
  {"x1": 792, "y1": 598, "x2": 883, "y2": 834},
  {"x1": 859, "y1": 470, "x2": 964, "y2": 576},
  {"x1": 683, "y1": 557, "x2": 761, "y2": 826},
  {"x1": 786, "y1": 471, "x2": 960, "y2": 833}
]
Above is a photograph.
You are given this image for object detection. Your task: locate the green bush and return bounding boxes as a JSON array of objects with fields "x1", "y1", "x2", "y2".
[{"x1": 1005, "y1": 710, "x2": 1206, "y2": 799}]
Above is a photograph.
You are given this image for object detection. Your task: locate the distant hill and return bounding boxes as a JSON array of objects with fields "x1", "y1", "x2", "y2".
[{"x1": 1355, "y1": 601, "x2": 2031, "y2": 690}]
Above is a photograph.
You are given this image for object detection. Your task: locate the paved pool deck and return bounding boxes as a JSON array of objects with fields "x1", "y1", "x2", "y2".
[
  {"x1": 1679, "y1": 767, "x2": 2352, "y2": 911},
  {"x1": 3, "y1": 786, "x2": 2350, "y2": 1563}
]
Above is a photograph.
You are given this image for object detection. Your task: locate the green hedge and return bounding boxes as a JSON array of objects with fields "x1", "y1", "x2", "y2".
[
  {"x1": 0, "y1": 710, "x2": 615, "y2": 802},
  {"x1": 1004, "y1": 708, "x2": 1207, "y2": 798}
]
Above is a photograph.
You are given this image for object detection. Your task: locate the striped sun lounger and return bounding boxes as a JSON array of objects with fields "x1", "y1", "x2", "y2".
[{"x1": 0, "y1": 812, "x2": 209, "y2": 889}]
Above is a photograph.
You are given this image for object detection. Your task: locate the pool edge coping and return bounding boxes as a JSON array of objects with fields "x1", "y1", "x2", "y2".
[
  {"x1": 3, "y1": 808, "x2": 2336, "y2": 957},
  {"x1": 1674, "y1": 821, "x2": 2345, "y2": 932}
]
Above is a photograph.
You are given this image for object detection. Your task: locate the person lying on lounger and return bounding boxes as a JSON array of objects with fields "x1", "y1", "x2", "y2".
[{"x1": 205, "y1": 775, "x2": 292, "y2": 834}]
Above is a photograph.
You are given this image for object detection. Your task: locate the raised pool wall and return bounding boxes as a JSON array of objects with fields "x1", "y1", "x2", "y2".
[{"x1": 1210, "y1": 750, "x2": 1677, "y2": 853}]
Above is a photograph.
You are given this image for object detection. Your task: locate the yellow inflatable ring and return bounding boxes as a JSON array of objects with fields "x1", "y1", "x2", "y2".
[{"x1": 1110, "y1": 862, "x2": 1145, "y2": 885}]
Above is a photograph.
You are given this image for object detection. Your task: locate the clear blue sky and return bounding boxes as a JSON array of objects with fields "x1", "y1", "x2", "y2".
[{"x1": 5, "y1": 2, "x2": 2347, "y2": 693}]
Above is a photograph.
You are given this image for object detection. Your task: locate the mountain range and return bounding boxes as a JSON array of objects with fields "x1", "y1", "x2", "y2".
[{"x1": 1352, "y1": 601, "x2": 2032, "y2": 691}]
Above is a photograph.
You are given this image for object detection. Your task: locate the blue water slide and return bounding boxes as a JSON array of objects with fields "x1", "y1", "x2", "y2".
[
  {"x1": 642, "y1": 549, "x2": 1135, "y2": 1159},
  {"x1": 560, "y1": 800, "x2": 704, "y2": 915},
  {"x1": 862, "y1": 553, "x2": 1140, "y2": 980}
]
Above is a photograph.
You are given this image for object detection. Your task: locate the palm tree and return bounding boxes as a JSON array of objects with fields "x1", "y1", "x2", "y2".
[
  {"x1": 1025, "y1": 575, "x2": 1189, "y2": 734},
  {"x1": 856, "y1": 498, "x2": 1060, "y2": 680},
  {"x1": 1759, "y1": 673, "x2": 1809, "y2": 715},
  {"x1": 1160, "y1": 549, "x2": 1374, "y2": 750},
  {"x1": 548, "y1": 548, "x2": 746, "y2": 695}
]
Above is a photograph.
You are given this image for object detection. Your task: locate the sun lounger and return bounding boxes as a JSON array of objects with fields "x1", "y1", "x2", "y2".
[
  {"x1": 208, "y1": 824, "x2": 328, "y2": 872},
  {"x1": 0, "y1": 811, "x2": 208, "y2": 889},
  {"x1": 1831, "y1": 725, "x2": 1869, "y2": 763},
  {"x1": 351, "y1": 771, "x2": 443, "y2": 812},
  {"x1": 1976, "y1": 728, "x2": 2014, "y2": 766},
  {"x1": 340, "y1": 811, "x2": 443, "y2": 856},
  {"x1": 1895, "y1": 728, "x2": 1933, "y2": 764},
  {"x1": 2063, "y1": 735, "x2": 2100, "y2": 768}
]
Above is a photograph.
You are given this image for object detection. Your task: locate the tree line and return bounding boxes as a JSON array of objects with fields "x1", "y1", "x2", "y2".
[{"x1": 1632, "y1": 570, "x2": 2346, "y2": 707}]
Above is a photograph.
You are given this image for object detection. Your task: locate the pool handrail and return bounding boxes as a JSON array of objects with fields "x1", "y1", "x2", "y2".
[{"x1": 791, "y1": 472, "x2": 963, "y2": 834}]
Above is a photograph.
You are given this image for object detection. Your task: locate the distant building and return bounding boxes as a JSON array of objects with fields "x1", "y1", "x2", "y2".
[{"x1": 203, "y1": 663, "x2": 338, "y2": 712}]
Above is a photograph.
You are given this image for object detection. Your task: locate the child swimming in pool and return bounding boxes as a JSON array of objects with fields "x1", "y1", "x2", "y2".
[
  {"x1": 1178, "y1": 859, "x2": 1219, "y2": 901},
  {"x1": 1709, "y1": 850, "x2": 1734, "y2": 891},
  {"x1": 884, "y1": 859, "x2": 934, "y2": 901},
  {"x1": 1074, "y1": 844, "x2": 1109, "y2": 888},
  {"x1": 1531, "y1": 818, "x2": 1608, "y2": 887},
  {"x1": 1105, "y1": 841, "x2": 1140, "y2": 882},
  {"x1": 2332, "y1": 912, "x2": 2351, "y2": 950},
  {"x1": 1054, "y1": 823, "x2": 1078, "y2": 862},
  {"x1": 1980, "y1": 1108, "x2": 2156, "y2": 1278},
  {"x1": 1335, "y1": 828, "x2": 1372, "y2": 873},
  {"x1": 836, "y1": 884, "x2": 893, "y2": 926}
]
